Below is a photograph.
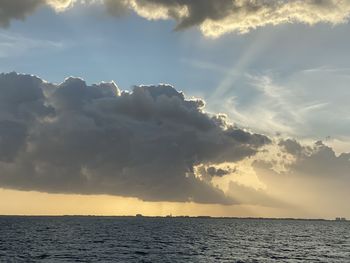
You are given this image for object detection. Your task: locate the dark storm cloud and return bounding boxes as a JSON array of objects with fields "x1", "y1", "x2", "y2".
[
  {"x1": 0, "y1": 72, "x2": 271, "y2": 204},
  {"x1": 0, "y1": 120, "x2": 27, "y2": 162},
  {"x1": 0, "y1": 0, "x2": 43, "y2": 27}
]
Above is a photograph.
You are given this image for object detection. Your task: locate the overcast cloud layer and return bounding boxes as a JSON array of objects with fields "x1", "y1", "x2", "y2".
[
  {"x1": 0, "y1": 72, "x2": 272, "y2": 204},
  {"x1": 1, "y1": 0, "x2": 350, "y2": 36}
]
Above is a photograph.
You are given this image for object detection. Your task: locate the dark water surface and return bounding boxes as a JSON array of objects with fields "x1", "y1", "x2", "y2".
[{"x1": 0, "y1": 217, "x2": 349, "y2": 262}]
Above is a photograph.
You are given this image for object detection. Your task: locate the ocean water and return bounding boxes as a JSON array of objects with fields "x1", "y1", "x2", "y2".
[{"x1": 0, "y1": 217, "x2": 349, "y2": 262}]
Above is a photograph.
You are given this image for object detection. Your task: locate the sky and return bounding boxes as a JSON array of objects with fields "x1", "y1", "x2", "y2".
[{"x1": 0, "y1": 0, "x2": 350, "y2": 218}]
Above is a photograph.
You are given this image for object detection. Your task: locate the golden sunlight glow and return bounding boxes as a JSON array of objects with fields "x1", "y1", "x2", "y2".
[
  {"x1": 0, "y1": 188, "x2": 309, "y2": 218},
  {"x1": 46, "y1": 0, "x2": 75, "y2": 11}
]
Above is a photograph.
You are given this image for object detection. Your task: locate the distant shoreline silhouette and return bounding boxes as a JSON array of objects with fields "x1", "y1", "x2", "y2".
[{"x1": 0, "y1": 215, "x2": 347, "y2": 221}]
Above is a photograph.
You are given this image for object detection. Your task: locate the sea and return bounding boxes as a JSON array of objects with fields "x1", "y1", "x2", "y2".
[{"x1": 0, "y1": 216, "x2": 349, "y2": 262}]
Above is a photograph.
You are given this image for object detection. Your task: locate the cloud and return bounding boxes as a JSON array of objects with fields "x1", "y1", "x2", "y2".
[
  {"x1": 103, "y1": 0, "x2": 350, "y2": 37},
  {"x1": 0, "y1": 0, "x2": 73, "y2": 27},
  {"x1": 0, "y1": 0, "x2": 42, "y2": 27},
  {"x1": 0, "y1": 72, "x2": 271, "y2": 205},
  {"x1": 196, "y1": 164, "x2": 235, "y2": 182},
  {"x1": 255, "y1": 139, "x2": 350, "y2": 184},
  {"x1": 206, "y1": 166, "x2": 231, "y2": 177},
  {"x1": 277, "y1": 139, "x2": 350, "y2": 179},
  {"x1": 0, "y1": 72, "x2": 348, "y2": 214},
  {"x1": 253, "y1": 139, "x2": 350, "y2": 217},
  {"x1": 46, "y1": 0, "x2": 74, "y2": 11},
  {"x1": 2, "y1": 1, "x2": 350, "y2": 37}
]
